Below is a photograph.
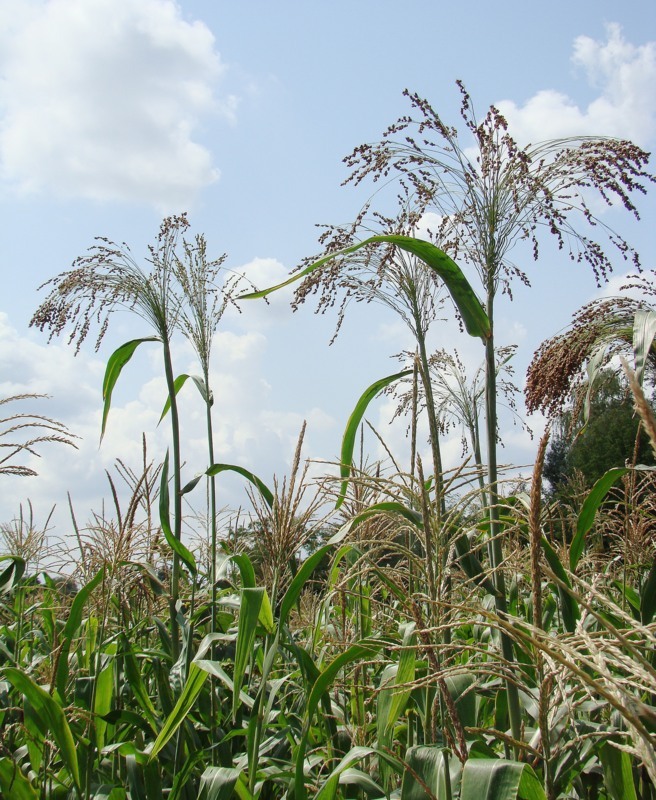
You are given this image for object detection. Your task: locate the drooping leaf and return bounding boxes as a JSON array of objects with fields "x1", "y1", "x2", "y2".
[
  {"x1": 460, "y1": 759, "x2": 546, "y2": 800},
  {"x1": 278, "y1": 544, "x2": 333, "y2": 629},
  {"x1": 336, "y1": 371, "x2": 412, "y2": 509},
  {"x1": 206, "y1": 463, "x2": 274, "y2": 509},
  {"x1": 315, "y1": 746, "x2": 396, "y2": 800},
  {"x1": 230, "y1": 553, "x2": 257, "y2": 589},
  {"x1": 573, "y1": 467, "x2": 628, "y2": 571},
  {"x1": 401, "y1": 745, "x2": 461, "y2": 800},
  {"x1": 159, "y1": 450, "x2": 197, "y2": 575},
  {"x1": 238, "y1": 234, "x2": 490, "y2": 340},
  {"x1": 1, "y1": 667, "x2": 80, "y2": 791},
  {"x1": 101, "y1": 337, "x2": 159, "y2": 438},
  {"x1": 295, "y1": 638, "x2": 385, "y2": 800},
  {"x1": 0, "y1": 555, "x2": 25, "y2": 594}
]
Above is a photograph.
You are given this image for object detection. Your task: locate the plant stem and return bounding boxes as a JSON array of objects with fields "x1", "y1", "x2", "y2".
[
  {"x1": 484, "y1": 282, "x2": 522, "y2": 746},
  {"x1": 162, "y1": 338, "x2": 182, "y2": 661}
]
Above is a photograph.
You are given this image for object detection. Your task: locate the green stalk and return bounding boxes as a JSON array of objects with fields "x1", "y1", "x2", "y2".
[
  {"x1": 162, "y1": 338, "x2": 183, "y2": 661},
  {"x1": 204, "y1": 379, "x2": 220, "y2": 765},
  {"x1": 484, "y1": 279, "x2": 522, "y2": 746}
]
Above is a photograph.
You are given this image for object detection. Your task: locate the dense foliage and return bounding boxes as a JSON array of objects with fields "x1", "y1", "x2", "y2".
[{"x1": 1, "y1": 85, "x2": 655, "y2": 800}]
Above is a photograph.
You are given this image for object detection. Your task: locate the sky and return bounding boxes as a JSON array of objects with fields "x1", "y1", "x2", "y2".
[{"x1": 0, "y1": 0, "x2": 655, "y2": 564}]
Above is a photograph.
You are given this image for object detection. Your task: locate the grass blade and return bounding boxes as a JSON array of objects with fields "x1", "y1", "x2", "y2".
[
  {"x1": 101, "y1": 337, "x2": 159, "y2": 439},
  {"x1": 337, "y1": 374, "x2": 412, "y2": 509}
]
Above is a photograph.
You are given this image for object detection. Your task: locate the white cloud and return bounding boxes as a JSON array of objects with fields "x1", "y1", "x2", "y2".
[
  {"x1": 497, "y1": 24, "x2": 656, "y2": 146},
  {"x1": 0, "y1": 0, "x2": 229, "y2": 210}
]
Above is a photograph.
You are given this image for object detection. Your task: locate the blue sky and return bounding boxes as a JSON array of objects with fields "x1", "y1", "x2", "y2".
[{"x1": 1, "y1": 1, "x2": 655, "y2": 559}]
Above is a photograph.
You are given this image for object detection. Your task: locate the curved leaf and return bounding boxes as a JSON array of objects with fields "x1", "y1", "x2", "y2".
[
  {"x1": 149, "y1": 663, "x2": 208, "y2": 760},
  {"x1": 160, "y1": 450, "x2": 197, "y2": 575},
  {"x1": 541, "y1": 536, "x2": 579, "y2": 633},
  {"x1": 633, "y1": 308, "x2": 656, "y2": 384},
  {"x1": 573, "y1": 467, "x2": 628, "y2": 571},
  {"x1": 238, "y1": 234, "x2": 490, "y2": 340},
  {"x1": 101, "y1": 337, "x2": 159, "y2": 439},
  {"x1": 159, "y1": 374, "x2": 210, "y2": 422},
  {"x1": 198, "y1": 767, "x2": 242, "y2": 800},
  {"x1": 206, "y1": 463, "x2": 274, "y2": 509},
  {"x1": 55, "y1": 566, "x2": 105, "y2": 701},
  {"x1": 337, "y1": 371, "x2": 412, "y2": 509},
  {"x1": 460, "y1": 759, "x2": 545, "y2": 800},
  {"x1": 330, "y1": 501, "x2": 422, "y2": 542},
  {"x1": 278, "y1": 543, "x2": 333, "y2": 629},
  {"x1": 0, "y1": 555, "x2": 26, "y2": 594},
  {"x1": 1, "y1": 667, "x2": 80, "y2": 791},
  {"x1": 295, "y1": 638, "x2": 385, "y2": 800}
]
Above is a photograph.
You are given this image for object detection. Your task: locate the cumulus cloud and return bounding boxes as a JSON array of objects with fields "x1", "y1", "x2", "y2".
[
  {"x1": 497, "y1": 24, "x2": 656, "y2": 146},
  {"x1": 0, "y1": 311, "x2": 339, "y2": 538},
  {"x1": 0, "y1": 0, "x2": 230, "y2": 210}
]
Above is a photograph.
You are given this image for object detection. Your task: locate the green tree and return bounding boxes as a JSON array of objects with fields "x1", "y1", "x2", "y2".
[{"x1": 544, "y1": 372, "x2": 655, "y2": 497}]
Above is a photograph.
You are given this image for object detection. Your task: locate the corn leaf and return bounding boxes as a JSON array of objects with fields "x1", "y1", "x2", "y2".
[
  {"x1": 401, "y1": 745, "x2": 461, "y2": 800},
  {"x1": 633, "y1": 308, "x2": 656, "y2": 384},
  {"x1": 159, "y1": 450, "x2": 197, "y2": 575},
  {"x1": 239, "y1": 235, "x2": 490, "y2": 340},
  {"x1": 233, "y1": 587, "x2": 265, "y2": 720},
  {"x1": 101, "y1": 337, "x2": 159, "y2": 439},
  {"x1": 55, "y1": 565, "x2": 105, "y2": 701},
  {"x1": 206, "y1": 463, "x2": 274, "y2": 509},
  {"x1": 1, "y1": 667, "x2": 80, "y2": 791},
  {"x1": 460, "y1": 759, "x2": 546, "y2": 800},
  {"x1": 159, "y1": 373, "x2": 210, "y2": 422},
  {"x1": 0, "y1": 555, "x2": 25, "y2": 594},
  {"x1": 149, "y1": 663, "x2": 208, "y2": 760},
  {"x1": 337, "y1": 375, "x2": 412, "y2": 510},
  {"x1": 198, "y1": 767, "x2": 242, "y2": 800}
]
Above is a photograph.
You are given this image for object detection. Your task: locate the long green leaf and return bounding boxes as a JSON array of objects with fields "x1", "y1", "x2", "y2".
[
  {"x1": 573, "y1": 467, "x2": 628, "y2": 571},
  {"x1": 541, "y1": 536, "x2": 579, "y2": 632},
  {"x1": 120, "y1": 635, "x2": 159, "y2": 733},
  {"x1": 149, "y1": 663, "x2": 208, "y2": 760},
  {"x1": 206, "y1": 463, "x2": 274, "y2": 509},
  {"x1": 641, "y1": 555, "x2": 656, "y2": 624},
  {"x1": 338, "y1": 373, "x2": 411, "y2": 509},
  {"x1": 295, "y1": 638, "x2": 385, "y2": 800},
  {"x1": 379, "y1": 623, "x2": 416, "y2": 743},
  {"x1": 633, "y1": 308, "x2": 656, "y2": 384},
  {"x1": 401, "y1": 745, "x2": 460, "y2": 800},
  {"x1": 599, "y1": 742, "x2": 638, "y2": 800},
  {"x1": 315, "y1": 746, "x2": 394, "y2": 800},
  {"x1": 460, "y1": 759, "x2": 545, "y2": 800},
  {"x1": 198, "y1": 767, "x2": 242, "y2": 800},
  {"x1": 233, "y1": 588, "x2": 265, "y2": 720},
  {"x1": 278, "y1": 544, "x2": 333, "y2": 629},
  {"x1": 101, "y1": 337, "x2": 159, "y2": 438},
  {"x1": 1, "y1": 667, "x2": 80, "y2": 791},
  {"x1": 239, "y1": 234, "x2": 490, "y2": 340},
  {"x1": 160, "y1": 450, "x2": 197, "y2": 575},
  {"x1": 55, "y1": 566, "x2": 105, "y2": 701}
]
